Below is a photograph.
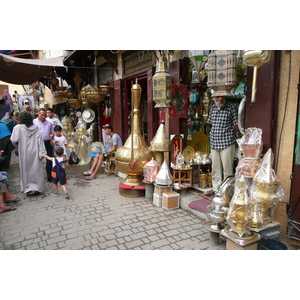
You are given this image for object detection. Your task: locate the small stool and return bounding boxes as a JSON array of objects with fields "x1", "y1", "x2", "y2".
[{"x1": 105, "y1": 156, "x2": 117, "y2": 175}]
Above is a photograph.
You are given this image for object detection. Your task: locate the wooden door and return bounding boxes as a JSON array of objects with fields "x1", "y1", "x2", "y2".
[{"x1": 287, "y1": 82, "x2": 300, "y2": 240}]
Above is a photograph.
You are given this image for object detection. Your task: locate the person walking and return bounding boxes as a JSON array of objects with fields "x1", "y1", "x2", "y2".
[
  {"x1": 1, "y1": 112, "x2": 15, "y2": 133},
  {"x1": 206, "y1": 95, "x2": 238, "y2": 195},
  {"x1": 10, "y1": 111, "x2": 47, "y2": 195},
  {"x1": 2, "y1": 90, "x2": 13, "y2": 112},
  {"x1": 83, "y1": 124, "x2": 122, "y2": 180},
  {"x1": 46, "y1": 108, "x2": 62, "y2": 128},
  {"x1": 52, "y1": 125, "x2": 73, "y2": 158},
  {"x1": 44, "y1": 146, "x2": 72, "y2": 199},
  {"x1": 0, "y1": 96, "x2": 10, "y2": 120},
  {"x1": 33, "y1": 108, "x2": 55, "y2": 182}
]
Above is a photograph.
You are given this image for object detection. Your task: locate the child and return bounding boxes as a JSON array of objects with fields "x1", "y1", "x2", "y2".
[
  {"x1": 44, "y1": 146, "x2": 72, "y2": 199},
  {"x1": 52, "y1": 125, "x2": 73, "y2": 158}
]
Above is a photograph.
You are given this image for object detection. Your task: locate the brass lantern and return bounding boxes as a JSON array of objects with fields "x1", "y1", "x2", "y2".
[{"x1": 152, "y1": 54, "x2": 172, "y2": 108}]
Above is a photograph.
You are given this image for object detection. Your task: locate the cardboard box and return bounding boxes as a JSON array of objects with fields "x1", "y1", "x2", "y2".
[
  {"x1": 154, "y1": 184, "x2": 172, "y2": 197},
  {"x1": 153, "y1": 193, "x2": 162, "y2": 207},
  {"x1": 162, "y1": 192, "x2": 180, "y2": 210},
  {"x1": 226, "y1": 239, "x2": 258, "y2": 250}
]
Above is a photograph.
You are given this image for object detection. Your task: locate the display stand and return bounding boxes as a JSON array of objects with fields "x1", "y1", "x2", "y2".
[
  {"x1": 152, "y1": 183, "x2": 173, "y2": 207},
  {"x1": 119, "y1": 183, "x2": 146, "y2": 197},
  {"x1": 249, "y1": 221, "x2": 281, "y2": 239},
  {"x1": 204, "y1": 221, "x2": 224, "y2": 246},
  {"x1": 143, "y1": 180, "x2": 154, "y2": 201},
  {"x1": 172, "y1": 167, "x2": 193, "y2": 190},
  {"x1": 221, "y1": 227, "x2": 260, "y2": 250}
]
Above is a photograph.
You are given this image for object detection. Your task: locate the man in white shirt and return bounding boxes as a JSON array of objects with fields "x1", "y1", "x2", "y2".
[
  {"x1": 46, "y1": 108, "x2": 62, "y2": 127},
  {"x1": 82, "y1": 124, "x2": 123, "y2": 180}
]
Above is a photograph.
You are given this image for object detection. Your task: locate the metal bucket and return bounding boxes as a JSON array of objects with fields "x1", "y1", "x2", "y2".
[{"x1": 258, "y1": 238, "x2": 288, "y2": 250}]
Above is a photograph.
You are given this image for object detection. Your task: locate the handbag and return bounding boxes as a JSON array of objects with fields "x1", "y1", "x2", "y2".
[
  {"x1": 68, "y1": 150, "x2": 80, "y2": 165},
  {"x1": 0, "y1": 151, "x2": 6, "y2": 161}
]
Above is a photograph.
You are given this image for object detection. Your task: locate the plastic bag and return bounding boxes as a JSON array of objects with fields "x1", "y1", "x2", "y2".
[
  {"x1": 68, "y1": 150, "x2": 80, "y2": 165},
  {"x1": 249, "y1": 149, "x2": 285, "y2": 228}
]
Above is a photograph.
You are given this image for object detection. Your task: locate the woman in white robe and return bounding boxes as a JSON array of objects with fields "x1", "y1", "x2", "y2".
[{"x1": 11, "y1": 111, "x2": 47, "y2": 194}]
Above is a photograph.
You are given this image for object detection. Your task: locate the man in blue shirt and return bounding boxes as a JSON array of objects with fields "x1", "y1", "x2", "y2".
[
  {"x1": 33, "y1": 108, "x2": 55, "y2": 182},
  {"x1": 207, "y1": 96, "x2": 238, "y2": 195}
]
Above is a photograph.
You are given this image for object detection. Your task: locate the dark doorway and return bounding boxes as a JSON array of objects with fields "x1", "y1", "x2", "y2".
[{"x1": 287, "y1": 78, "x2": 300, "y2": 240}]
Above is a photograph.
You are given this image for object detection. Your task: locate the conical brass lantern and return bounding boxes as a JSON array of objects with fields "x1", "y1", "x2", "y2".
[{"x1": 115, "y1": 79, "x2": 152, "y2": 187}]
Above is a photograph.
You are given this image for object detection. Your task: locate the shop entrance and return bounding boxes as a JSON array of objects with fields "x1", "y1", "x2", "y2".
[
  {"x1": 287, "y1": 81, "x2": 300, "y2": 240},
  {"x1": 123, "y1": 69, "x2": 156, "y2": 144}
]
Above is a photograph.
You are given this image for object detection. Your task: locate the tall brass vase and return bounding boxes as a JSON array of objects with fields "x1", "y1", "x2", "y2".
[{"x1": 115, "y1": 79, "x2": 152, "y2": 187}]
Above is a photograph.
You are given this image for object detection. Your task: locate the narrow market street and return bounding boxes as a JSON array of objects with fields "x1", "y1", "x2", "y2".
[{"x1": 0, "y1": 153, "x2": 226, "y2": 250}]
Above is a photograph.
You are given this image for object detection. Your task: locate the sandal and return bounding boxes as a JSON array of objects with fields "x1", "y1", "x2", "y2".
[
  {"x1": 86, "y1": 176, "x2": 96, "y2": 180},
  {"x1": 0, "y1": 206, "x2": 17, "y2": 213},
  {"x1": 5, "y1": 196, "x2": 21, "y2": 203},
  {"x1": 82, "y1": 171, "x2": 91, "y2": 176}
]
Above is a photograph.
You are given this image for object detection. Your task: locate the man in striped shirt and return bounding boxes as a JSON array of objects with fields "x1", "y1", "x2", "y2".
[{"x1": 206, "y1": 96, "x2": 238, "y2": 195}]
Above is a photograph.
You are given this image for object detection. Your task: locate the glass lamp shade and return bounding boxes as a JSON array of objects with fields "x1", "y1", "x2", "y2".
[{"x1": 189, "y1": 50, "x2": 210, "y2": 73}]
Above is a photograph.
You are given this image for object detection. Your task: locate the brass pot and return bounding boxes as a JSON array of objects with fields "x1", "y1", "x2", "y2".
[
  {"x1": 99, "y1": 85, "x2": 111, "y2": 95},
  {"x1": 115, "y1": 79, "x2": 152, "y2": 186},
  {"x1": 67, "y1": 98, "x2": 82, "y2": 108}
]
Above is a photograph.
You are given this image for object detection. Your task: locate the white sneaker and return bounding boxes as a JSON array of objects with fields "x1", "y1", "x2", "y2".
[{"x1": 65, "y1": 191, "x2": 70, "y2": 199}]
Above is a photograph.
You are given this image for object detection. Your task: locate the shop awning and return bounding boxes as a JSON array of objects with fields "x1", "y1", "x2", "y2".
[{"x1": 0, "y1": 53, "x2": 66, "y2": 84}]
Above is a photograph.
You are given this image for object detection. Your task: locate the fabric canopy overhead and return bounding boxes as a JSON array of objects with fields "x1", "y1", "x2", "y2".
[{"x1": 0, "y1": 53, "x2": 66, "y2": 84}]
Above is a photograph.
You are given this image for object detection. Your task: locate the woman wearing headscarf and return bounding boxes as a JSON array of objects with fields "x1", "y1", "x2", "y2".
[
  {"x1": 10, "y1": 111, "x2": 47, "y2": 195},
  {"x1": 0, "y1": 112, "x2": 14, "y2": 133}
]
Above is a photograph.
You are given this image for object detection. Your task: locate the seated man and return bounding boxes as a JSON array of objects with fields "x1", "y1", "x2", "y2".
[
  {"x1": 83, "y1": 124, "x2": 122, "y2": 180},
  {"x1": 0, "y1": 180, "x2": 17, "y2": 213},
  {"x1": 0, "y1": 172, "x2": 21, "y2": 203}
]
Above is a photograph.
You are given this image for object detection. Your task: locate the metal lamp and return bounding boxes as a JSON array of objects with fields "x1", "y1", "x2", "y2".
[
  {"x1": 189, "y1": 50, "x2": 210, "y2": 83},
  {"x1": 152, "y1": 54, "x2": 172, "y2": 108}
]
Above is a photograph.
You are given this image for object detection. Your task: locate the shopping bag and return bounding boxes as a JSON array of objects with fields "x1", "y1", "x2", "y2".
[{"x1": 68, "y1": 150, "x2": 80, "y2": 165}]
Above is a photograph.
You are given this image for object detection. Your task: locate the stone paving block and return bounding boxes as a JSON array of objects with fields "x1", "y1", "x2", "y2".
[
  {"x1": 44, "y1": 226, "x2": 63, "y2": 235},
  {"x1": 103, "y1": 239, "x2": 119, "y2": 248},
  {"x1": 178, "y1": 233, "x2": 190, "y2": 240},
  {"x1": 131, "y1": 228, "x2": 140, "y2": 234},
  {"x1": 196, "y1": 240, "x2": 212, "y2": 249},
  {"x1": 163, "y1": 229, "x2": 181, "y2": 237},
  {"x1": 169, "y1": 243, "x2": 181, "y2": 250},
  {"x1": 124, "y1": 239, "x2": 144, "y2": 249},
  {"x1": 104, "y1": 233, "x2": 117, "y2": 241},
  {"x1": 25, "y1": 243, "x2": 40, "y2": 250},
  {"x1": 44, "y1": 243, "x2": 59, "y2": 250},
  {"x1": 123, "y1": 235, "x2": 132, "y2": 242},
  {"x1": 140, "y1": 244, "x2": 155, "y2": 250},
  {"x1": 130, "y1": 221, "x2": 147, "y2": 228},
  {"x1": 70, "y1": 243, "x2": 85, "y2": 250},
  {"x1": 49, "y1": 231, "x2": 61, "y2": 239},
  {"x1": 115, "y1": 229, "x2": 133, "y2": 238},
  {"x1": 99, "y1": 228, "x2": 117, "y2": 237},
  {"x1": 46, "y1": 235, "x2": 67, "y2": 246},
  {"x1": 64, "y1": 236, "x2": 85, "y2": 246},
  {"x1": 117, "y1": 244, "x2": 128, "y2": 250},
  {"x1": 130, "y1": 231, "x2": 148, "y2": 241},
  {"x1": 151, "y1": 238, "x2": 169, "y2": 248},
  {"x1": 176, "y1": 239, "x2": 196, "y2": 248}
]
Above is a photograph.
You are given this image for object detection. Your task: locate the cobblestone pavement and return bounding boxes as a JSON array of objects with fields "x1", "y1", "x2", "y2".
[{"x1": 0, "y1": 154, "x2": 226, "y2": 250}]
